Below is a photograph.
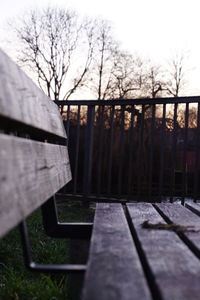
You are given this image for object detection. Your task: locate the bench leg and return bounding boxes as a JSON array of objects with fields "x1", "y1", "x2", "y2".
[
  {"x1": 67, "y1": 239, "x2": 90, "y2": 300},
  {"x1": 18, "y1": 219, "x2": 87, "y2": 273},
  {"x1": 41, "y1": 196, "x2": 92, "y2": 239}
]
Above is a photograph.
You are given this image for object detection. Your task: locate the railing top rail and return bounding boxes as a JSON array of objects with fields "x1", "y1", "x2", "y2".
[{"x1": 54, "y1": 96, "x2": 200, "y2": 106}]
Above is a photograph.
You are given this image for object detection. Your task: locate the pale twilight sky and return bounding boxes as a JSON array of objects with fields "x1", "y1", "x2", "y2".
[{"x1": 1, "y1": 0, "x2": 200, "y2": 95}]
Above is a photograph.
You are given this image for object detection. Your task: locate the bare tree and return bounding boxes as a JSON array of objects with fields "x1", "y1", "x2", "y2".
[
  {"x1": 11, "y1": 7, "x2": 188, "y2": 101},
  {"x1": 109, "y1": 51, "x2": 143, "y2": 99},
  {"x1": 13, "y1": 7, "x2": 95, "y2": 100},
  {"x1": 89, "y1": 20, "x2": 119, "y2": 100},
  {"x1": 140, "y1": 63, "x2": 167, "y2": 98},
  {"x1": 166, "y1": 53, "x2": 186, "y2": 97},
  {"x1": 89, "y1": 22, "x2": 144, "y2": 100}
]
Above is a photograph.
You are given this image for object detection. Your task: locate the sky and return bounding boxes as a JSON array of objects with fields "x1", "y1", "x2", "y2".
[{"x1": 1, "y1": 0, "x2": 200, "y2": 95}]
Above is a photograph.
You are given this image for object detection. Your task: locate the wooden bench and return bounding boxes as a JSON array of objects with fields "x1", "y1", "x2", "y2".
[
  {"x1": 0, "y1": 49, "x2": 92, "y2": 275},
  {"x1": 1, "y1": 49, "x2": 200, "y2": 300},
  {"x1": 82, "y1": 202, "x2": 200, "y2": 300}
]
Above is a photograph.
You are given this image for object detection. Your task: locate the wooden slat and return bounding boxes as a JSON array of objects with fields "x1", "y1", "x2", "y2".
[
  {"x1": 127, "y1": 203, "x2": 200, "y2": 300},
  {"x1": 185, "y1": 201, "x2": 200, "y2": 217},
  {"x1": 0, "y1": 49, "x2": 66, "y2": 139},
  {"x1": 0, "y1": 134, "x2": 71, "y2": 237},
  {"x1": 82, "y1": 203, "x2": 152, "y2": 300},
  {"x1": 155, "y1": 203, "x2": 200, "y2": 253}
]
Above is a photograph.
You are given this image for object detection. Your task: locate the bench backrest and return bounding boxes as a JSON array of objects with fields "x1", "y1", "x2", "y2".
[{"x1": 0, "y1": 49, "x2": 71, "y2": 238}]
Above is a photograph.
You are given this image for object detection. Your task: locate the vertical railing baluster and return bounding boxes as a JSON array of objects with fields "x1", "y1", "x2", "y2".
[
  {"x1": 66, "y1": 105, "x2": 71, "y2": 147},
  {"x1": 170, "y1": 103, "x2": 178, "y2": 203},
  {"x1": 182, "y1": 102, "x2": 189, "y2": 204},
  {"x1": 107, "y1": 105, "x2": 115, "y2": 195},
  {"x1": 118, "y1": 106, "x2": 125, "y2": 196},
  {"x1": 127, "y1": 105, "x2": 135, "y2": 198},
  {"x1": 137, "y1": 104, "x2": 145, "y2": 200},
  {"x1": 194, "y1": 102, "x2": 200, "y2": 202},
  {"x1": 73, "y1": 105, "x2": 81, "y2": 194},
  {"x1": 148, "y1": 104, "x2": 156, "y2": 201},
  {"x1": 83, "y1": 105, "x2": 95, "y2": 199},
  {"x1": 158, "y1": 103, "x2": 166, "y2": 202},
  {"x1": 97, "y1": 105, "x2": 105, "y2": 196}
]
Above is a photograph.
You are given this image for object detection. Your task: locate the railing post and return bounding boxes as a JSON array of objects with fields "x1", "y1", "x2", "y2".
[
  {"x1": 107, "y1": 105, "x2": 115, "y2": 195},
  {"x1": 118, "y1": 105, "x2": 125, "y2": 196},
  {"x1": 148, "y1": 103, "x2": 156, "y2": 201},
  {"x1": 194, "y1": 102, "x2": 200, "y2": 202},
  {"x1": 182, "y1": 103, "x2": 189, "y2": 204},
  {"x1": 127, "y1": 105, "x2": 135, "y2": 198},
  {"x1": 137, "y1": 104, "x2": 145, "y2": 200},
  {"x1": 170, "y1": 103, "x2": 178, "y2": 203},
  {"x1": 73, "y1": 105, "x2": 81, "y2": 194},
  {"x1": 158, "y1": 103, "x2": 166, "y2": 202},
  {"x1": 97, "y1": 105, "x2": 105, "y2": 196},
  {"x1": 83, "y1": 105, "x2": 95, "y2": 200}
]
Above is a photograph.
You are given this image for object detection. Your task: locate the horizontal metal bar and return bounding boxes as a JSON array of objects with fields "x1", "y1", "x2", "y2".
[
  {"x1": 19, "y1": 220, "x2": 87, "y2": 274},
  {"x1": 28, "y1": 262, "x2": 86, "y2": 273},
  {"x1": 59, "y1": 193, "x2": 135, "y2": 203},
  {"x1": 54, "y1": 96, "x2": 200, "y2": 107}
]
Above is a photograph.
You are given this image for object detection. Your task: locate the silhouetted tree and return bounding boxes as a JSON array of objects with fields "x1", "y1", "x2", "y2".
[
  {"x1": 141, "y1": 63, "x2": 167, "y2": 98},
  {"x1": 10, "y1": 7, "x2": 188, "y2": 102},
  {"x1": 166, "y1": 53, "x2": 186, "y2": 97},
  {"x1": 89, "y1": 20, "x2": 119, "y2": 100},
  {"x1": 13, "y1": 7, "x2": 95, "y2": 100},
  {"x1": 109, "y1": 50, "x2": 143, "y2": 99}
]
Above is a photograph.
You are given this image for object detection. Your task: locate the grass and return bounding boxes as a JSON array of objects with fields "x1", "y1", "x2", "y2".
[{"x1": 0, "y1": 200, "x2": 94, "y2": 300}]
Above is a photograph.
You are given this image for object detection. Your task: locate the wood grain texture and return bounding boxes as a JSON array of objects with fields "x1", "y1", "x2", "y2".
[
  {"x1": 82, "y1": 203, "x2": 151, "y2": 300},
  {"x1": 0, "y1": 134, "x2": 71, "y2": 237},
  {"x1": 0, "y1": 49, "x2": 66, "y2": 139},
  {"x1": 127, "y1": 203, "x2": 200, "y2": 300},
  {"x1": 155, "y1": 203, "x2": 200, "y2": 252}
]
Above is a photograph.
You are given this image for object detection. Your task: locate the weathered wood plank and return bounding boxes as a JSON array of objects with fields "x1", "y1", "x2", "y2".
[
  {"x1": 155, "y1": 203, "x2": 200, "y2": 253},
  {"x1": 127, "y1": 203, "x2": 200, "y2": 300},
  {"x1": 185, "y1": 201, "x2": 200, "y2": 217},
  {"x1": 0, "y1": 133, "x2": 71, "y2": 237},
  {"x1": 0, "y1": 49, "x2": 66, "y2": 139},
  {"x1": 82, "y1": 203, "x2": 152, "y2": 300}
]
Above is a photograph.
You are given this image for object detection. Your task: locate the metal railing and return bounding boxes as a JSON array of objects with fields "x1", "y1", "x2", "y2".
[{"x1": 55, "y1": 97, "x2": 200, "y2": 203}]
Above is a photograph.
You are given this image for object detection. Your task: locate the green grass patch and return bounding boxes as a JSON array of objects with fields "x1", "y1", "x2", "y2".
[{"x1": 0, "y1": 200, "x2": 94, "y2": 300}]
